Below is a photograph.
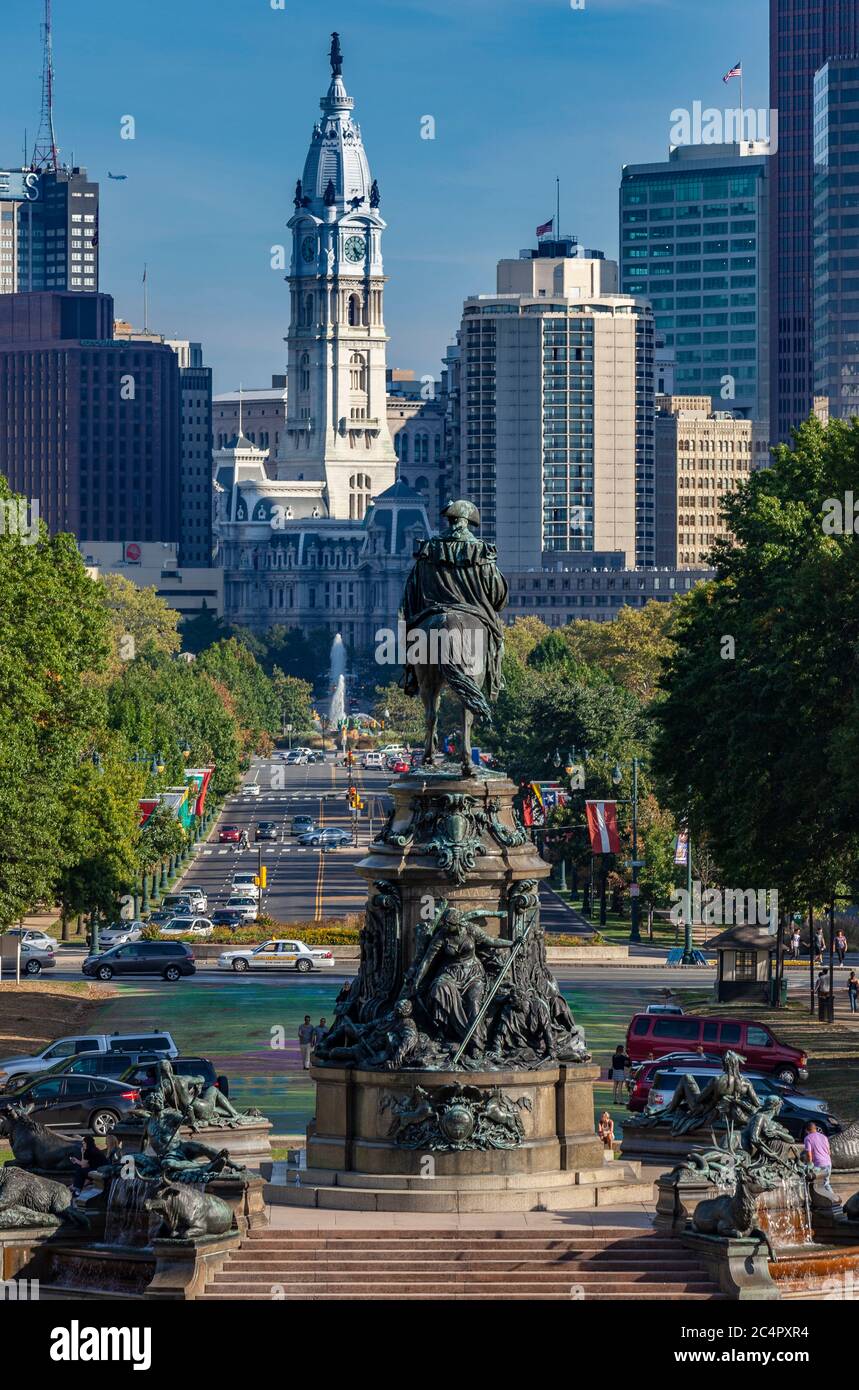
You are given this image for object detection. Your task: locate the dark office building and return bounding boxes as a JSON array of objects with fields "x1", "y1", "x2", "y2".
[
  {"x1": 177, "y1": 348, "x2": 214, "y2": 566},
  {"x1": 813, "y1": 57, "x2": 859, "y2": 419},
  {"x1": 0, "y1": 291, "x2": 180, "y2": 543},
  {"x1": 770, "y1": 0, "x2": 859, "y2": 441},
  {"x1": 14, "y1": 166, "x2": 99, "y2": 294}
]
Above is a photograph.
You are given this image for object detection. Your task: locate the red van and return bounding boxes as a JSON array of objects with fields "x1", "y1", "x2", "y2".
[{"x1": 625, "y1": 1013, "x2": 808, "y2": 1085}]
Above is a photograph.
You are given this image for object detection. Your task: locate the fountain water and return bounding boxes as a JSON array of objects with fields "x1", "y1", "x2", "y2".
[
  {"x1": 329, "y1": 633, "x2": 347, "y2": 729},
  {"x1": 103, "y1": 1177, "x2": 158, "y2": 1249}
]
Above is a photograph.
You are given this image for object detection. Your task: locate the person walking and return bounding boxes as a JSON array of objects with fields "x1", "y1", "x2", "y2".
[
  {"x1": 814, "y1": 925, "x2": 826, "y2": 965},
  {"x1": 313, "y1": 1017, "x2": 328, "y2": 1048},
  {"x1": 804, "y1": 1123, "x2": 832, "y2": 1182},
  {"x1": 848, "y1": 971, "x2": 859, "y2": 1015},
  {"x1": 835, "y1": 929, "x2": 848, "y2": 968},
  {"x1": 790, "y1": 926, "x2": 801, "y2": 958},
  {"x1": 598, "y1": 1111, "x2": 615, "y2": 1151},
  {"x1": 609, "y1": 1045, "x2": 630, "y2": 1104},
  {"x1": 298, "y1": 1016, "x2": 315, "y2": 1070}
]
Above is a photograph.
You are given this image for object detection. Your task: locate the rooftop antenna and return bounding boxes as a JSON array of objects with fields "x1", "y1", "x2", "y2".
[
  {"x1": 31, "y1": 0, "x2": 59, "y2": 171},
  {"x1": 238, "y1": 383, "x2": 244, "y2": 437}
]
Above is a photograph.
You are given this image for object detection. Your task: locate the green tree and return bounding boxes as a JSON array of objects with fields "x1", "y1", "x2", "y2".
[
  {"x1": 372, "y1": 682, "x2": 423, "y2": 740},
  {"x1": 272, "y1": 670, "x2": 314, "y2": 732},
  {"x1": 98, "y1": 571, "x2": 181, "y2": 674}
]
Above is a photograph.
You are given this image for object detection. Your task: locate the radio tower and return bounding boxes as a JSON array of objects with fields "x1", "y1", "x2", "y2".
[{"x1": 31, "y1": 0, "x2": 59, "y2": 171}]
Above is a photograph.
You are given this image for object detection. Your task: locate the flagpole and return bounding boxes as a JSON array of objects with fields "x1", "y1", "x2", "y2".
[
  {"x1": 739, "y1": 66, "x2": 744, "y2": 141},
  {"x1": 556, "y1": 176, "x2": 560, "y2": 240},
  {"x1": 143, "y1": 263, "x2": 148, "y2": 333}
]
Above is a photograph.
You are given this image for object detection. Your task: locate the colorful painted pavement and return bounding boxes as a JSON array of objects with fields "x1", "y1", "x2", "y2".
[{"x1": 89, "y1": 979, "x2": 653, "y2": 1137}]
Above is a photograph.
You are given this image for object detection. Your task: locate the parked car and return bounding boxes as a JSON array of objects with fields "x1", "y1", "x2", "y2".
[
  {"x1": 210, "y1": 909, "x2": 246, "y2": 931},
  {"x1": 120, "y1": 1055, "x2": 226, "y2": 1095},
  {"x1": 290, "y1": 816, "x2": 316, "y2": 836},
  {"x1": 5, "y1": 937, "x2": 57, "y2": 976},
  {"x1": 0, "y1": 1074, "x2": 143, "y2": 1135},
  {"x1": 98, "y1": 922, "x2": 146, "y2": 949},
  {"x1": 230, "y1": 872, "x2": 260, "y2": 900},
  {"x1": 218, "y1": 939, "x2": 336, "y2": 973},
  {"x1": 255, "y1": 822, "x2": 279, "y2": 842},
  {"x1": 173, "y1": 886, "x2": 208, "y2": 913},
  {"x1": 627, "y1": 1052, "x2": 725, "y2": 1113},
  {"x1": 4, "y1": 928, "x2": 56, "y2": 952},
  {"x1": 160, "y1": 917, "x2": 214, "y2": 938},
  {"x1": 223, "y1": 896, "x2": 259, "y2": 923},
  {"x1": 626, "y1": 1012, "x2": 808, "y2": 1085},
  {"x1": 644, "y1": 1066, "x2": 838, "y2": 1141},
  {"x1": 82, "y1": 941, "x2": 195, "y2": 982},
  {"x1": 361, "y1": 752, "x2": 384, "y2": 770},
  {"x1": 1, "y1": 1049, "x2": 164, "y2": 1095},
  {"x1": 297, "y1": 827, "x2": 352, "y2": 849},
  {"x1": 645, "y1": 1003, "x2": 684, "y2": 1016},
  {"x1": 219, "y1": 825, "x2": 241, "y2": 843},
  {"x1": 0, "y1": 1030, "x2": 177, "y2": 1087}
]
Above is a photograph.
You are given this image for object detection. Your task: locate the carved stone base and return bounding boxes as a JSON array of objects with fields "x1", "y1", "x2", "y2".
[{"x1": 307, "y1": 1063, "x2": 603, "y2": 1177}]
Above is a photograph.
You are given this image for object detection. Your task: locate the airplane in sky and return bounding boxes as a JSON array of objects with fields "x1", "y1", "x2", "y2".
[{"x1": 107, "y1": 172, "x2": 127, "y2": 180}]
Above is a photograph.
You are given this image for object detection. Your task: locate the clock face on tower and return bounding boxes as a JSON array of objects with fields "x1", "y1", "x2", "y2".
[
  {"x1": 301, "y1": 235, "x2": 315, "y2": 264},
  {"x1": 344, "y1": 234, "x2": 366, "y2": 264}
]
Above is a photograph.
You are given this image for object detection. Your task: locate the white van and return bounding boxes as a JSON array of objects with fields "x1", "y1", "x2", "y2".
[{"x1": 361, "y1": 752, "x2": 384, "y2": 769}]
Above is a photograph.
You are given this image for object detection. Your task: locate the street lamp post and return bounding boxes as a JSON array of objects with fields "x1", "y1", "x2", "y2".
[{"x1": 629, "y1": 757, "x2": 641, "y2": 944}]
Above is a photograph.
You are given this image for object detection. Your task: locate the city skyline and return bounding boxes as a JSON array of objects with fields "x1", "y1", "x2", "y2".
[{"x1": 1, "y1": 0, "x2": 767, "y2": 390}]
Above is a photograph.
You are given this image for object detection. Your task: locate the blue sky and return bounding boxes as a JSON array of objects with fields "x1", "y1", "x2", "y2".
[{"x1": 2, "y1": 0, "x2": 768, "y2": 391}]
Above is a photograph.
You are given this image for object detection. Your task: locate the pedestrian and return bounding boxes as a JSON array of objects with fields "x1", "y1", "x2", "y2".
[
  {"x1": 814, "y1": 926, "x2": 826, "y2": 965},
  {"x1": 835, "y1": 929, "x2": 848, "y2": 968},
  {"x1": 313, "y1": 1017, "x2": 328, "y2": 1047},
  {"x1": 804, "y1": 1123, "x2": 832, "y2": 1182},
  {"x1": 790, "y1": 927, "x2": 801, "y2": 958},
  {"x1": 609, "y1": 1044, "x2": 630, "y2": 1104},
  {"x1": 70, "y1": 1135, "x2": 104, "y2": 1193},
  {"x1": 598, "y1": 1111, "x2": 615, "y2": 1151},
  {"x1": 848, "y1": 971, "x2": 859, "y2": 1015},
  {"x1": 298, "y1": 1016, "x2": 315, "y2": 1069}
]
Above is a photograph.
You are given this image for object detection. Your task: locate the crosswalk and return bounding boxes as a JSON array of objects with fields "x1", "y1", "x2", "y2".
[{"x1": 199, "y1": 845, "x2": 364, "y2": 856}]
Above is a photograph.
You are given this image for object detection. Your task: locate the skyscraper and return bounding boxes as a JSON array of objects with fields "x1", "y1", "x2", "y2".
[
  {"x1": 770, "y1": 0, "x2": 859, "y2": 441},
  {"x1": 620, "y1": 143, "x2": 770, "y2": 433},
  {"x1": 454, "y1": 240, "x2": 652, "y2": 571},
  {"x1": 812, "y1": 57, "x2": 859, "y2": 421}
]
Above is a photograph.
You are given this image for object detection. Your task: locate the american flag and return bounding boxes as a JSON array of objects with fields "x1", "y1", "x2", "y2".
[
  {"x1": 723, "y1": 61, "x2": 742, "y2": 83},
  {"x1": 536, "y1": 217, "x2": 553, "y2": 239}
]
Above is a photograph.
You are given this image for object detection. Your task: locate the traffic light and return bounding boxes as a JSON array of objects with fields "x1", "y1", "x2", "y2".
[{"x1": 259, "y1": 865, "x2": 267, "y2": 889}]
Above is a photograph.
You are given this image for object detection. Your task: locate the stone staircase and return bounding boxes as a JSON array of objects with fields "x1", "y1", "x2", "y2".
[
  {"x1": 198, "y1": 1229, "x2": 722, "y2": 1300},
  {"x1": 264, "y1": 1160, "x2": 653, "y2": 1212}
]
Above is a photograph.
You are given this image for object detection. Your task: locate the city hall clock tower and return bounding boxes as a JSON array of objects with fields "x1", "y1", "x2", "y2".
[{"x1": 276, "y1": 33, "x2": 397, "y2": 521}]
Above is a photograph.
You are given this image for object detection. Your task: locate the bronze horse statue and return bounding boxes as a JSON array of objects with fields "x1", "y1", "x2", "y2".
[{"x1": 401, "y1": 500, "x2": 508, "y2": 775}]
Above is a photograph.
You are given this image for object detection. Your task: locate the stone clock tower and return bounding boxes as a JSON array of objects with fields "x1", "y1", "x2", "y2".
[{"x1": 276, "y1": 33, "x2": 397, "y2": 521}]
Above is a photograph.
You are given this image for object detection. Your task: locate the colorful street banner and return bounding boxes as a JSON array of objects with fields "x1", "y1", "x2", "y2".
[
  {"x1": 585, "y1": 800, "x2": 621, "y2": 855},
  {"x1": 185, "y1": 767, "x2": 213, "y2": 817},
  {"x1": 673, "y1": 828, "x2": 689, "y2": 867}
]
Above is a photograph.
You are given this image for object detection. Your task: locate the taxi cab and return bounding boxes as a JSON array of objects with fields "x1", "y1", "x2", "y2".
[{"x1": 216, "y1": 939, "x2": 336, "y2": 973}]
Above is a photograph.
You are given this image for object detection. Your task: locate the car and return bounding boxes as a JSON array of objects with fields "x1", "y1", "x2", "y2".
[
  {"x1": 627, "y1": 1052, "x2": 725, "y2": 1112},
  {"x1": 173, "y1": 886, "x2": 208, "y2": 913},
  {"x1": 255, "y1": 822, "x2": 279, "y2": 842},
  {"x1": 160, "y1": 892, "x2": 198, "y2": 916},
  {"x1": 297, "y1": 827, "x2": 352, "y2": 849},
  {"x1": 210, "y1": 909, "x2": 245, "y2": 931},
  {"x1": 644, "y1": 1067, "x2": 839, "y2": 1141},
  {"x1": 283, "y1": 750, "x2": 307, "y2": 765},
  {"x1": 219, "y1": 825, "x2": 241, "y2": 843},
  {"x1": 121, "y1": 1054, "x2": 228, "y2": 1097},
  {"x1": 159, "y1": 917, "x2": 214, "y2": 938},
  {"x1": 0, "y1": 1049, "x2": 164, "y2": 1094},
  {"x1": 98, "y1": 922, "x2": 146, "y2": 949},
  {"x1": 5, "y1": 937, "x2": 57, "y2": 976},
  {"x1": 291, "y1": 815, "x2": 316, "y2": 836},
  {"x1": 242, "y1": 783, "x2": 261, "y2": 797},
  {"x1": 379, "y1": 744, "x2": 406, "y2": 757},
  {"x1": 223, "y1": 896, "x2": 259, "y2": 922},
  {"x1": 645, "y1": 1003, "x2": 684, "y2": 1016},
  {"x1": 361, "y1": 752, "x2": 384, "y2": 770},
  {"x1": 217, "y1": 939, "x2": 336, "y2": 973},
  {"x1": 4, "y1": 927, "x2": 56, "y2": 952},
  {"x1": 391, "y1": 759, "x2": 410, "y2": 774},
  {"x1": 0, "y1": 1074, "x2": 143, "y2": 1135},
  {"x1": 230, "y1": 872, "x2": 261, "y2": 899},
  {"x1": 81, "y1": 941, "x2": 195, "y2": 982},
  {"x1": 0, "y1": 1030, "x2": 178, "y2": 1087},
  {"x1": 626, "y1": 1011, "x2": 808, "y2": 1085}
]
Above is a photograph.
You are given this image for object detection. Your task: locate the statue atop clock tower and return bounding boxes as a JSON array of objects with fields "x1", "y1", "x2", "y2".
[{"x1": 276, "y1": 34, "x2": 397, "y2": 521}]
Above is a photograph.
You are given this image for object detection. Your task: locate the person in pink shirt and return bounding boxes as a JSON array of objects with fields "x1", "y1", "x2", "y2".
[{"x1": 804, "y1": 1123, "x2": 832, "y2": 1179}]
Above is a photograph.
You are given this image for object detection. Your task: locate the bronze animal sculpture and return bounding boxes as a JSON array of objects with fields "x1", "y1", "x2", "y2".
[
  {"x1": 0, "y1": 1165, "x2": 88, "y2": 1229},
  {"x1": 0, "y1": 1104, "x2": 81, "y2": 1172},
  {"x1": 144, "y1": 1181, "x2": 233, "y2": 1239},
  {"x1": 692, "y1": 1169, "x2": 760, "y2": 1239}
]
